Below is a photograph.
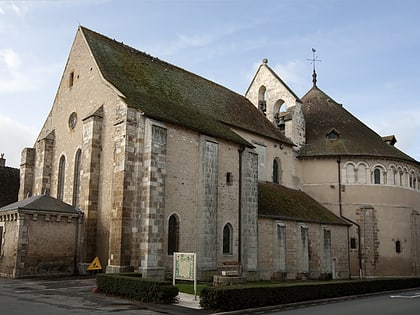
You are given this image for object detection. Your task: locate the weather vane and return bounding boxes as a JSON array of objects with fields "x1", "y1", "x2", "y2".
[{"x1": 307, "y1": 48, "x2": 321, "y2": 86}]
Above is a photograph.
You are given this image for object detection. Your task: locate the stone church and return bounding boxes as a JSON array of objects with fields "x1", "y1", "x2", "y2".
[{"x1": 2, "y1": 26, "x2": 418, "y2": 279}]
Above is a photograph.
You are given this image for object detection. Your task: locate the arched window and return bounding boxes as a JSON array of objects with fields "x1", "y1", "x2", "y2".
[
  {"x1": 273, "y1": 100, "x2": 286, "y2": 130},
  {"x1": 258, "y1": 86, "x2": 267, "y2": 115},
  {"x1": 72, "y1": 149, "x2": 82, "y2": 207},
  {"x1": 273, "y1": 159, "x2": 279, "y2": 184},
  {"x1": 168, "y1": 214, "x2": 179, "y2": 255},
  {"x1": 223, "y1": 223, "x2": 233, "y2": 255},
  {"x1": 57, "y1": 155, "x2": 66, "y2": 200},
  {"x1": 373, "y1": 168, "x2": 381, "y2": 184}
]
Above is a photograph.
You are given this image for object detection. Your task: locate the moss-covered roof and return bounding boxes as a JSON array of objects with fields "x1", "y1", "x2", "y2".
[
  {"x1": 80, "y1": 27, "x2": 292, "y2": 147},
  {"x1": 0, "y1": 195, "x2": 80, "y2": 215},
  {"x1": 299, "y1": 86, "x2": 417, "y2": 163},
  {"x1": 258, "y1": 182, "x2": 348, "y2": 225}
]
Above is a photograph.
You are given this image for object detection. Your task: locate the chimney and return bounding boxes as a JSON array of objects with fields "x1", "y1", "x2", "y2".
[{"x1": 0, "y1": 153, "x2": 5, "y2": 167}]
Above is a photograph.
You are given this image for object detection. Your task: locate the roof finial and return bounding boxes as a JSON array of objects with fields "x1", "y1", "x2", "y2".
[
  {"x1": 307, "y1": 48, "x2": 321, "y2": 86},
  {"x1": 262, "y1": 58, "x2": 268, "y2": 65}
]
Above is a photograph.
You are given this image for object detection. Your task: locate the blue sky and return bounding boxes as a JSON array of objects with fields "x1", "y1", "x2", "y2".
[{"x1": 0, "y1": 0, "x2": 419, "y2": 167}]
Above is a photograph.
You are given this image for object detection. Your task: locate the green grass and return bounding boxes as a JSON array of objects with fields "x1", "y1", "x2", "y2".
[{"x1": 175, "y1": 282, "x2": 208, "y2": 295}]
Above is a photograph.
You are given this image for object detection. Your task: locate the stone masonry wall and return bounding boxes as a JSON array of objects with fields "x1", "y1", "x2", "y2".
[
  {"x1": 139, "y1": 121, "x2": 167, "y2": 279},
  {"x1": 241, "y1": 149, "x2": 258, "y2": 278},
  {"x1": 197, "y1": 137, "x2": 219, "y2": 274}
]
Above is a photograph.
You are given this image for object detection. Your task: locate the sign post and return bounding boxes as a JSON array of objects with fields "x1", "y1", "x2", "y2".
[{"x1": 173, "y1": 252, "x2": 197, "y2": 300}]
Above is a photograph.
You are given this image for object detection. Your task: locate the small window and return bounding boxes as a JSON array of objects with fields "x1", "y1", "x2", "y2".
[
  {"x1": 326, "y1": 128, "x2": 339, "y2": 140},
  {"x1": 350, "y1": 237, "x2": 357, "y2": 249},
  {"x1": 395, "y1": 240, "x2": 401, "y2": 253},
  {"x1": 374, "y1": 168, "x2": 381, "y2": 184},
  {"x1": 223, "y1": 223, "x2": 233, "y2": 255},
  {"x1": 69, "y1": 71, "x2": 74, "y2": 88},
  {"x1": 226, "y1": 172, "x2": 233, "y2": 186},
  {"x1": 168, "y1": 215, "x2": 179, "y2": 255}
]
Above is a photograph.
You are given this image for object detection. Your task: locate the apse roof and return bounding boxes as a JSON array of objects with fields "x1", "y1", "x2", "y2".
[
  {"x1": 299, "y1": 85, "x2": 417, "y2": 163},
  {"x1": 80, "y1": 27, "x2": 293, "y2": 147}
]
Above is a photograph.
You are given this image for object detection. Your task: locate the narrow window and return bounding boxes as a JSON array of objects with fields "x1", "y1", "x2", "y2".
[
  {"x1": 272, "y1": 159, "x2": 279, "y2": 184},
  {"x1": 258, "y1": 86, "x2": 267, "y2": 115},
  {"x1": 72, "y1": 149, "x2": 82, "y2": 207},
  {"x1": 168, "y1": 214, "x2": 179, "y2": 255},
  {"x1": 374, "y1": 168, "x2": 381, "y2": 184},
  {"x1": 395, "y1": 240, "x2": 401, "y2": 253},
  {"x1": 223, "y1": 223, "x2": 233, "y2": 255},
  {"x1": 69, "y1": 71, "x2": 74, "y2": 88},
  {"x1": 350, "y1": 237, "x2": 357, "y2": 249},
  {"x1": 57, "y1": 155, "x2": 66, "y2": 200},
  {"x1": 226, "y1": 172, "x2": 233, "y2": 186}
]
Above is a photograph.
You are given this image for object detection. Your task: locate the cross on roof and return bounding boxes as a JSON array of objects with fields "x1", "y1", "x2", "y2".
[{"x1": 307, "y1": 48, "x2": 321, "y2": 86}]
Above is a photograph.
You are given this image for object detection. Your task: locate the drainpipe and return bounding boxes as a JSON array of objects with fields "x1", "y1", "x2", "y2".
[
  {"x1": 238, "y1": 146, "x2": 245, "y2": 268},
  {"x1": 337, "y1": 157, "x2": 363, "y2": 279}
]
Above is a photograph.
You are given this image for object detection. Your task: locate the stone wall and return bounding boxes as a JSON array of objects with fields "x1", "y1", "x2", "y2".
[{"x1": 258, "y1": 217, "x2": 349, "y2": 280}]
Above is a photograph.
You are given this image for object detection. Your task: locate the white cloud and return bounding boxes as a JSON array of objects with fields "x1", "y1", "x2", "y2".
[{"x1": 0, "y1": 114, "x2": 37, "y2": 168}]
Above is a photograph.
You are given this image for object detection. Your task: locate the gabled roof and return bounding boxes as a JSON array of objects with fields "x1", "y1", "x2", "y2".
[
  {"x1": 0, "y1": 195, "x2": 80, "y2": 215},
  {"x1": 299, "y1": 85, "x2": 417, "y2": 163},
  {"x1": 258, "y1": 182, "x2": 348, "y2": 225},
  {"x1": 80, "y1": 27, "x2": 292, "y2": 146}
]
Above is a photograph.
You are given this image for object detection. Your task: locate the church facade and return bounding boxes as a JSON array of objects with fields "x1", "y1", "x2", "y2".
[{"x1": 11, "y1": 27, "x2": 419, "y2": 280}]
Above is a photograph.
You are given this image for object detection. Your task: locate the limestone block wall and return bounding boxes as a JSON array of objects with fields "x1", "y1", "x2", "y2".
[
  {"x1": 0, "y1": 212, "x2": 18, "y2": 277},
  {"x1": 301, "y1": 157, "x2": 420, "y2": 277},
  {"x1": 245, "y1": 62, "x2": 305, "y2": 148},
  {"x1": 197, "y1": 136, "x2": 219, "y2": 274},
  {"x1": 241, "y1": 149, "x2": 258, "y2": 278},
  {"x1": 258, "y1": 217, "x2": 349, "y2": 280},
  {"x1": 18, "y1": 148, "x2": 34, "y2": 200},
  {"x1": 138, "y1": 121, "x2": 167, "y2": 278},
  {"x1": 162, "y1": 124, "x2": 200, "y2": 270},
  {"x1": 233, "y1": 128, "x2": 301, "y2": 189}
]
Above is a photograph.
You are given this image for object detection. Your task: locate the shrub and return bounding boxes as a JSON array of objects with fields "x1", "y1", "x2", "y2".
[
  {"x1": 200, "y1": 278, "x2": 420, "y2": 311},
  {"x1": 96, "y1": 273, "x2": 178, "y2": 304}
]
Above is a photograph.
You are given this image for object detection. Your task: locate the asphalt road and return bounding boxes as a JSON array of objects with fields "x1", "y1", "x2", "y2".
[
  {"x1": 0, "y1": 276, "x2": 164, "y2": 315},
  {"x1": 243, "y1": 289, "x2": 420, "y2": 315}
]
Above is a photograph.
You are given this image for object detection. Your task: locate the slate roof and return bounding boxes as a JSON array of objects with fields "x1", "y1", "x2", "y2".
[
  {"x1": 299, "y1": 85, "x2": 417, "y2": 163},
  {"x1": 258, "y1": 182, "x2": 348, "y2": 225},
  {"x1": 0, "y1": 195, "x2": 80, "y2": 214},
  {"x1": 80, "y1": 27, "x2": 293, "y2": 147}
]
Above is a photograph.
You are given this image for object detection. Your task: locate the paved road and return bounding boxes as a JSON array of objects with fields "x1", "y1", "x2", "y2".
[
  {"x1": 0, "y1": 276, "x2": 164, "y2": 315},
  {"x1": 239, "y1": 289, "x2": 420, "y2": 315}
]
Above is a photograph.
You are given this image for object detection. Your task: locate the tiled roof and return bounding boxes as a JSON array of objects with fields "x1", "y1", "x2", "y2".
[
  {"x1": 258, "y1": 182, "x2": 348, "y2": 225},
  {"x1": 0, "y1": 195, "x2": 80, "y2": 214},
  {"x1": 299, "y1": 86, "x2": 417, "y2": 163},
  {"x1": 80, "y1": 27, "x2": 293, "y2": 147}
]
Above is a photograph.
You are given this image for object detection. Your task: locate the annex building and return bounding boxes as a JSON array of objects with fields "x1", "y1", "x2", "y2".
[{"x1": 1, "y1": 26, "x2": 418, "y2": 280}]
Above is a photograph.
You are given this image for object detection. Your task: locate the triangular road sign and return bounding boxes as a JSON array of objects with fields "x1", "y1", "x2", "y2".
[{"x1": 87, "y1": 257, "x2": 102, "y2": 271}]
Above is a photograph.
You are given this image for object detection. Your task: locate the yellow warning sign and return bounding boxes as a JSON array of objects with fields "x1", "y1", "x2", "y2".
[{"x1": 87, "y1": 257, "x2": 102, "y2": 271}]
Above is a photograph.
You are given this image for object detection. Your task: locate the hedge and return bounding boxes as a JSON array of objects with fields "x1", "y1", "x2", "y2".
[
  {"x1": 200, "y1": 278, "x2": 420, "y2": 311},
  {"x1": 96, "y1": 273, "x2": 178, "y2": 304}
]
